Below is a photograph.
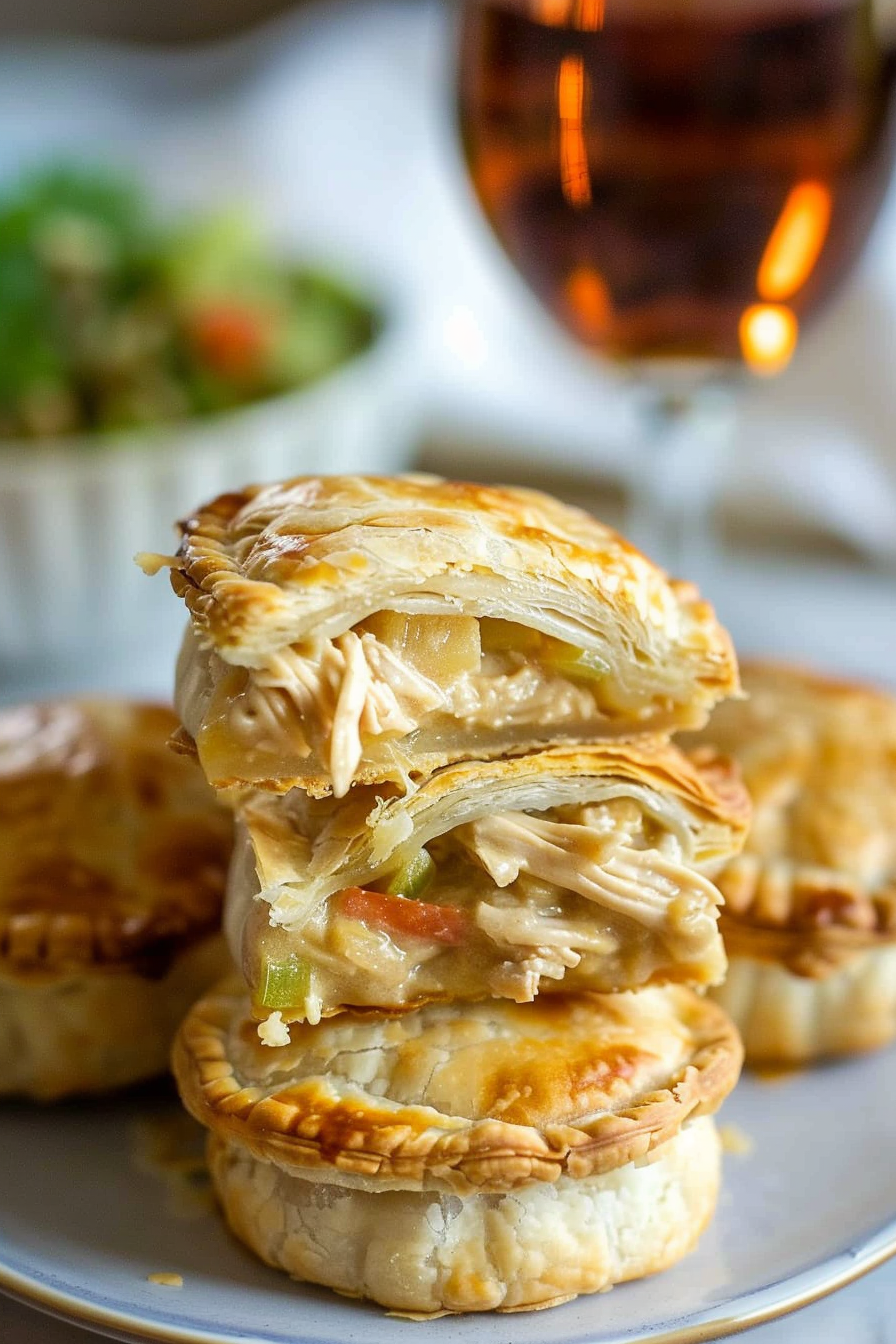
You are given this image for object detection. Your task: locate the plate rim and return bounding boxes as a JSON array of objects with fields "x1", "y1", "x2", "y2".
[{"x1": 1, "y1": 1212, "x2": 895, "y2": 1344}]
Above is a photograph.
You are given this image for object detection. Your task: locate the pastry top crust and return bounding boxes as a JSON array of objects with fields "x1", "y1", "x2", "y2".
[
  {"x1": 173, "y1": 981, "x2": 741, "y2": 1194},
  {"x1": 688, "y1": 662, "x2": 896, "y2": 972},
  {"x1": 149, "y1": 474, "x2": 738, "y2": 724},
  {"x1": 240, "y1": 737, "x2": 750, "y2": 929},
  {"x1": 0, "y1": 700, "x2": 232, "y2": 979}
]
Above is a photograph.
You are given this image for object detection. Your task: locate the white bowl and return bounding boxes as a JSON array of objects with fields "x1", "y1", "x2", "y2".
[{"x1": 0, "y1": 314, "x2": 417, "y2": 666}]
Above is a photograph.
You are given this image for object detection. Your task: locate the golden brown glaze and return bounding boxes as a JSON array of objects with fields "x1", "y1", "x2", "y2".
[{"x1": 0, "y1": 700, "x2": 232, "y2": 979}]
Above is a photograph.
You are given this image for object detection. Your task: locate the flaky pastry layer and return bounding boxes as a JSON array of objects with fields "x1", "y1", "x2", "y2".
[
  {"x1": 0, "y1": 934, "x2": 229, "y2": 1100},
  {"x1": 173, "y1": 983, "x2": 742, "y2": 1195},
  {"x1": 207, "y1": 1116, "x2": 721, "y2": 1314}
]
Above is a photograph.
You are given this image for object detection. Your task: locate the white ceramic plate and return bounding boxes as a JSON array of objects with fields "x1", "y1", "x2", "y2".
[{"x1": 0, "y1": 1049, "x2": 894, "y2": 1344}]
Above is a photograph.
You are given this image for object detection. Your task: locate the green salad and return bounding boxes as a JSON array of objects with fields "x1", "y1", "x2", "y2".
[{"x1": 0, "y1": 166, "x2": 380, "y2": 439}]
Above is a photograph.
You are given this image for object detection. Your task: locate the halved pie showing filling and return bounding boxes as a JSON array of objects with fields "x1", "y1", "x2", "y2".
[
  {"x1": 227, "y1": 741, "x2": 749, "y2": 1030},
  {"x1": 152, "y1": 474, "x2": 740, "y2": 798},
  {"x1": 177, "y1": 613, "x2": 715, "y2": 799}
]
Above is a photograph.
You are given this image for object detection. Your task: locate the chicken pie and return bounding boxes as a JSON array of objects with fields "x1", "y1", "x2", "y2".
[
  {"x1": 0, "y1": 699, "x2": 232, "y2": 1099},
  {"x1": 227, "y1": 740, "x2": 748, "y2": 1028},
  {"x1": 144, "y1": 474, "x2": 739, "y2": 798},
  {"x1": 687, "y1": 662, "x2": 896, "y2": 1063},
  {"x1": 173, "y1": 980, "x2": 742, "y2": 1314}
]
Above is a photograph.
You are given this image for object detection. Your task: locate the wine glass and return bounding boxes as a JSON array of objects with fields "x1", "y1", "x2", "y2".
[{"x1": 456, "y1": 0, "x2": 896, "y2": 572}]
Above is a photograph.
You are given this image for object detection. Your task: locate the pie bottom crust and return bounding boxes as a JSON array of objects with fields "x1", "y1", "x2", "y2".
[
  {"x1": 207, "y1": 1116, "x2": 721, "y2": 1315},
  {"x1": 0, "y1": 935, "x2": 229, "y2": 1101},
  {"x1": 712, "y1": 947, "x2": 896, "y2": 1065}
]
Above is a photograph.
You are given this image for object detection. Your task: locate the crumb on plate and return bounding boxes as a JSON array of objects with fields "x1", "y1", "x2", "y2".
[{"x1": 719, "y1": 1123, "x2": 754, "y2": 1157}]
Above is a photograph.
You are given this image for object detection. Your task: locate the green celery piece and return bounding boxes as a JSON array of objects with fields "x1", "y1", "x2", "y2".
[
  {"x1": 482, "y1": 620, "x2": 609, "y2": 684},
  {"x1": 553, "y1": 646, "x2": 611, "y2": 683},
  {"x1": 383, "y1": 849, "x2": 436, "y2": 901},
  {"x1": 258, "y1": 953, "x2": 311, "y2": 1010}
]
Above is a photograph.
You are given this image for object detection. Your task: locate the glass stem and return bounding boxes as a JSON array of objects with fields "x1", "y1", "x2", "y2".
[{"x1": 622, "y1": 380, "x2": 736, "y2": 581}]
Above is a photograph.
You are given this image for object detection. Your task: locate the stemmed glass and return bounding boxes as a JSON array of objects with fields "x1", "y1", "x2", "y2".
[{"x1": 456, "y1": 0, "x2": 896, "y2": 572}]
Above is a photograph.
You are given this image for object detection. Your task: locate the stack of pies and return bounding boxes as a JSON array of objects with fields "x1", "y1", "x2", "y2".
[
  {"x1": 687, "y1": 661, "x2": 896, "y2": 1064},
  {"x1": 154, "y1": 475, "x2": 749, "y2": 1314}
]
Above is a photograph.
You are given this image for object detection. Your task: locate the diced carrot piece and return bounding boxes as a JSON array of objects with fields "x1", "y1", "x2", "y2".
[{"x1": 337, "y1": 887, "x2": 469, "y2": 946}]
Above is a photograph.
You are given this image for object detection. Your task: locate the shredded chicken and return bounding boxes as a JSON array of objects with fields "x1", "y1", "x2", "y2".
[
  {"x1": 228, "y1": 679, "x2": 312, "y2": 758},
  {"x1": 223, "y1": 625, "x2": 609, "y2": 795},
  {"x1": 476, "y1": 899, "x2": 614, "y2": 1001},
  {"x1": 475, "y1": 902, "x2": 616, "y2": 954},
  {"x1": 248, "y1": 797, "x2": 725, "y2": 1021},
  {"x1": 456, "y1": 812, "x2": 721, "y2": 944},
  {"x1": 251, "y1": 632, "x2": 446, "y2": 797},
  {"x1": 488, "y1": 947, "x2": 581, "y2": 1002}
]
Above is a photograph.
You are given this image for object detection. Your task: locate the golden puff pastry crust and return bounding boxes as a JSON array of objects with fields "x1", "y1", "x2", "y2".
[
  {"x1": 0, "y1": 699, "x2": 232, "y2": 979},
  {"x1": 0, "y1": 935, "x2": 228, "y2": 1101},
  {"x1": 173, "y1": 982, "x2": 742, "y2": 1197},
  {"x1": 148, "y1": 474, "x2": 740, "y2": 795},
  {"x1": 206, "y1": 1115, "x2": 721, "y2": 1314},
  {"x1": 687, "y1": 662, "x2": 896, "y2": 1061},
  {"x1": 0, "y1": 699, "x2": 233, "y2": 1098},
  {"x1": 711, "y1": 947, "x2": 896, "y2": 1065},
  {"x1": 688, "y1": 662, "x2": 896, "y2": 973}
]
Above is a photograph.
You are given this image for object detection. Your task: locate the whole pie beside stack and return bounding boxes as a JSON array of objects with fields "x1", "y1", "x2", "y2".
[
  {"x1": 687, "y1": 661, "x2": 896, "y2": 1063},
  {"x1": 0, "y1": 699, "x2": 232, "y2": 1100},
  {"x1": 148, "y1": 473, "x2": 749, "y2": 1313}
]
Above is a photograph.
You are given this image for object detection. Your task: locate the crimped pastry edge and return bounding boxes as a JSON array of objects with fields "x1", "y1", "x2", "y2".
[
  {"x1": 716, "y1": 855, "x2": 896, "y2": 979},
  {"x1": 172, "y1": 983, "x2": 743, "y2": 1195},
  {"x1": 0, "y1": 911, "x2": 225, "y2": 982},
  {"x1": 689, "y1": 660, "x2": 896, "y2": 954}
]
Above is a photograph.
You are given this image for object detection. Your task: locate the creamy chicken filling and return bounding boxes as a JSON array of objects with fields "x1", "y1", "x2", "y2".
[
  {"x1": 195, "y1": 615, "x2": 638, "y2": 796},
  {"x1": 249, "y1": 798, "x2": 724, "y2": 1031}
]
